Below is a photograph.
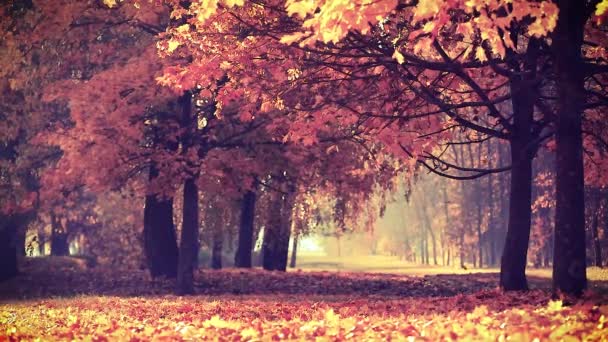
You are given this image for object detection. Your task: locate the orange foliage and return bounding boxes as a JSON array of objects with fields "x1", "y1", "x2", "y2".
[{"x1": 2, "y1": 278, "x2": 608, "y2": 340}]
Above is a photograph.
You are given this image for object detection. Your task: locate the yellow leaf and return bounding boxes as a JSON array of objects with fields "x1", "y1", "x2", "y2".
[
  {"x1": 176, "y1": 24, "x2": 190, "y2": 34},
  {"x1": 223, "y1": 0, "x2": 244, "y2": 7},
  {"x1": 547, "y1": 300, "x2": 563, "y2": 311},
  {"x1": 103, "y1": 0, "x2": 118, "y2": 8},
  {"x1": 392, "y1": 49, "x2": 405, "y2": 64},
  {"x1": 414, "y1": 0, "x2": 440, "y2": 23},
  {"x1": 196, "y1": 0, "x2": 219, "y2": 23},
  {"x1": 286, "y1": 0, "x2": 317, "y2": 18},
  {"x1": 422, "y1": 21, "x2": 435, "y2": 33},
  {"x1": 597, "y1": 0, "x2": 608, "y2": 15},
  {"x1": 167, "y1": 40, "x2": 180, "y2": 53},
  {"x1": 475, "y1": 46, "x2": 487, "y2": 62}
]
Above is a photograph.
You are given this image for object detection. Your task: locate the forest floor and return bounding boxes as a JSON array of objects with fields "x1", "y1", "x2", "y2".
[{"x1": 1, "y1": 257, "x2": 608, "y2": 340}]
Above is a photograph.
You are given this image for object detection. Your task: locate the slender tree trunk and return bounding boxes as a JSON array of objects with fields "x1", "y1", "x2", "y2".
[
  {"x1": 421, "y1": 200, "x2": 438, "y2": 266},
  {"x1": 552, "y1": 0, "x2": 588, "y2": 296},
  {"x1": 143, "y1": 164, "x2": 179, "y2": 278},
  {"x1": 442, "y1": 180, "x2": 450, "y2": 266},
  {"x1": 275, "y1": 191, "x2": 295, "y2": 271},
  {"x1": 590, "y1": 192, "x2": 602, "y2": 267},
  {"x1": 211, "y1": 226, "x2": 223, "y2": 270},
  {"x1": 176, "y1": 178, "x2": 199, "y2": 295},
  {"x1": 50, "y1": 214, "x2": 69, "y2": 256},
  {"x1": 487, "y1": 141, "x2": 497, "y2": 266},
  {"x1": 497, "y1": 143, "x2": 509, "y2": 263},
  {"x1": 476, "y1": 199, "x2": 483, "y2": 268},
  {"x1": 289, "y1": 233, "x2": 298, "y2": 268},
  {"x1": 235, "y1": 191, "x2": 256, "y2": 268},
  {"x1": 447, "y1": 247, "x2": 451, "y2": 267}
]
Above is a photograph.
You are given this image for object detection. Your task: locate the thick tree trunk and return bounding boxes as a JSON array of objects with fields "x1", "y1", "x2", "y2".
[
  {"x1": 499, "y1": 37, "x2": 539, "y2": 290},
  {"x1": 176, "y1": 178, "x2": 200, "y2": 295},
  {"x1": 262, "y1": 189, "x2": 295, "y2": 271},
  {"x1": 143, "y1": 165, "x2": 179, "y2": 278},
  {"x1": 552, "y1": 0, "x2": 587, "y2": 296},
  {"x1": 500, "y1": 136, "x2": 533, "y2": 290},
  {"x1": 0, "y1": 221, "x2": 18, "y2": 281},
  {"x1": 235, "y1": 191, "x2": 256, "y2": 268},
  {"x1": 290, "y1": 233, "x2": 298, "y2": 268},
  {"x1": 263, "y1": 191, "x2": 284, "y2": 271},
  {"x1": 500, "y1": 73, "x2": 537, "y2": 290}
]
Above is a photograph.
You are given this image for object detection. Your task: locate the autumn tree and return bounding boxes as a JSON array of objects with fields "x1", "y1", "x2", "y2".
[{"x1": 157, "y1": 0, "x2": 608, "y2": 295}]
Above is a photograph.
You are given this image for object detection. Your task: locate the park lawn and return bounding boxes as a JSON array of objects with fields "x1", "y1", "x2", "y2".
[{"x1": 1, "y1": 257, "x2": 608, "y2": 341}]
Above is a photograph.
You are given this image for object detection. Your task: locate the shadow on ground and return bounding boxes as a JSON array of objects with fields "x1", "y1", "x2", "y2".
[{"x1": 1, "y1": 257, "x2": 607, "y2": 301}]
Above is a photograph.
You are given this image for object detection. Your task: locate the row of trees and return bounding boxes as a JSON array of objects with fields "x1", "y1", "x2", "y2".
[
  {"x1": 1, "y1": 0, "x2": 607, "y2": 296},
  {"x1": 155, "y1": 0, "x2": 608, "y2": 294},
  {"x1": 0, "y1": 0, "x2": 399, "y2": 294},
  {"x1": 373, "y1": 143, "x2": 608, "y2": 271}
]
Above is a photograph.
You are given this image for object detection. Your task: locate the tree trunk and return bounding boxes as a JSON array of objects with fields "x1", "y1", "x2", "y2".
[
  {"x1": 211, "y1": 226, "x2": 223, "y2": 270},
  {"x1": 276, "y1": 190, "x2": 295, "y2": 271},
  {"x1": 499, "y1": 37, "x2": 539, "y2": 290},
  {"x1": 497, "y1": 142, "x2": 509, "y2": 263},
  {"x1": 50, "y1": 214, "x2": 69, "y2": 256},
  {"x1": 263, "y1": 190, "x2": 284, "y2": 271},
  {"x1": 0, "y1": 220, "x2": 18, "y2": 281},
  {"x1": 590, "y1": 192, "x2": 602, "y2": 267},
  {"x1": 262, "y1": 189, "x2": 295, "y2": 271},
  {"x1": 487, "y1": 141, "x2": 497, "y2": 266},
  {"x1": 420, "y1": 197, "x2": 438, "y2": 266},
  {"x1": 176, "y1": 178, "x2": 200, "y2": 295},
  {"x1": 476, "y1": 198, "x2": 483, "y2": 268},
  {"x1": 552, "y1": 0, "x2": 587, "y2": 296},
  {"x1": 500, "y1": 91, "x2": 536, "y2": 289},
  {"x1": 289, "y1": 233, "x2": 298, "y2": 268},
  {"x1": 500, "y1": 136, "x2": 533, "y2": 290},
  {"x1": 143, "y1": 164, "x2": 179, "y2": 278},
  {"x1": 235, "y1": 191, "x2": 256, "y2": 268}
]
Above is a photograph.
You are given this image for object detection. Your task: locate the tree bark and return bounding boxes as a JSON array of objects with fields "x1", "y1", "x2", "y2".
[
  {"x1": 235, "y1": 191, "x2": 256, "y2": 268},
  {"x1": 552, "y1": 0, "x2": 588, "y2": 296},
  {"x1": 289, "y1": 233, "x2": 298, "y2": 268},
  {"x1": 211, "y1": 226, "x2": 223, "y2": 270},
  {"x1": 176, "y1": 178, "x2": 200, "y2": 295},
  {"x1": 262, "y1": 188, "x2": 295, "y2": 271},
  {"x1": 487, "y1": 141, "x2": 497, "y2": 266},
  {"x1": 0, "y1": 220, "x2": 18, "y2": 281},
  {"x1": 176, "y1": 91, "x2": 200, "y2": 295},
  {"x1": 50, "y1": 214, "x2": 69, "y2": 256},
  {"x1": 263, "y1": 191, "x2": 283, "y2": 271},
  {"x1": 589, "y1": 191, "x2": 602, "y2": 267},
  {"x1": 143, "y1": 164, "x2": 179, "y2": 278},
  {"x1": 499, "y1": 36, "x2": 540, "y2": 290},
  {"x1": 500, "y1": 132, "x2": 534, "y2": 289}
]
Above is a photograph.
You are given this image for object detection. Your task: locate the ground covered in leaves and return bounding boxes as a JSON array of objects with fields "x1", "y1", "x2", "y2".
[{"x1": 2, "y1": 257, "x2": 608, "y2": 341}]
